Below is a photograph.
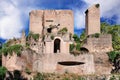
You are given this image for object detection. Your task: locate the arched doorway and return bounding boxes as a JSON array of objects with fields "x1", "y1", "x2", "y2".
[{"x1": 54, "y1": 39, "x2": 61, "y2": 53}]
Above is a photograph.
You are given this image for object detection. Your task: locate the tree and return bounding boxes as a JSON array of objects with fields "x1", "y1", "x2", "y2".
[{"x1": 101, "y1": 22, "x2": 120, "y2": 50}]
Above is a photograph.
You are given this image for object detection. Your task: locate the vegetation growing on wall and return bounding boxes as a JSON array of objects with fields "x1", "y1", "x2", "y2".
[
  {"x1": 0, "y1": 43, "x2": 23, "y2": 56},
  {"x1": 91, "y1": 33, "x2": 100, "y2": 38},
  {"x1": 95, "y1": 4, "x2": 100, "y2": 8},
  {"x1": 70, "y1": 44, "x2": 75, "y2": 52},
  {"x1": 50, "y1": 35, "x2": 54, "y2": 40},
  {"x1": 26, "y1": 32, "x2": 39, "y2": 41},
  {"x1": 70, "y1": 33, "x2": 87, "y2": 55},
  {"x1": 25, "y1": 68, "x2": 31, "y2": 75},
  {"x1": 58, "y1": 27, "x2": 68, "y2": 35},
  {"x1": 73, "y1": 34, "x2": 80, "y2": 42}
]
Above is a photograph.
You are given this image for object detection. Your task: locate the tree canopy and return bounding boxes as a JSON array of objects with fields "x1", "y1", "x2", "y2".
[{"x1": 101, "y1": 22, "x2": 120, "y2": 50}]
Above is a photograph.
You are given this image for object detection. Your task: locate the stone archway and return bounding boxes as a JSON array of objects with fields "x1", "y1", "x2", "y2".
[{"x1": 54, "y1": 39, "x2": 61, "y2": 53}]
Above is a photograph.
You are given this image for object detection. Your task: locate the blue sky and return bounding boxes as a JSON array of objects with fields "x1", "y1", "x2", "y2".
[{"x1": 0, "y1": 0, "x2": 120, "y2": 43}]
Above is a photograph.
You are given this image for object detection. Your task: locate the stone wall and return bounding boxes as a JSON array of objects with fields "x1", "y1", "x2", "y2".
[
  {"x1": 33, "y1": 53, "x2": 95, "y2": 75},
  {"x1": 29, "y1": 10, "x2": 74, "y2": 34},
  {"x1": 2, "y1": 51, "x2": 112, "y2": 75},
  {"x1": 85, "y1": 4, "x2": 100, "y2": 35},
  {"x1": 83, "y1": 34, "x2": 113, "y2": 52},
  {"x1": 2, "y1": 49, "x2": 34, "y2": 71}
]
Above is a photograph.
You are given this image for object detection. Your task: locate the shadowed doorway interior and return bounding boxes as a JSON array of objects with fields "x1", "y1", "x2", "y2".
[{"x1": 54, "y1": 39, "x2": 60, "y2": 53}]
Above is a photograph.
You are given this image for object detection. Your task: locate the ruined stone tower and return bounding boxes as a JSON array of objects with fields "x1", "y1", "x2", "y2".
[
  {"x1": 85, "y1": 4, "x2": 100, "y2": 35},
  {"x1": 29, "y1": 10, "x2": 74, "y2": 35}
]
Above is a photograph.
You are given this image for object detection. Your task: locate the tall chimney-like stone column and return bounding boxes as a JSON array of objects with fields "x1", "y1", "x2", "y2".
[{"x1": 85, "y1": 4, "x2": 100, "y2": 36}]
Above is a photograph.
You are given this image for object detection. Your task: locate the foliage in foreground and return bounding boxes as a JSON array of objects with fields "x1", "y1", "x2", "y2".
[
  {"x1": 0, "y1": 66, "x2": 7, "y2": 80},
  {"x1": 108, "y1": 51, "x2": 120, "y2": 62},
  {"x1": 33, "y1": 73, "x2": 44, "y2": 80}
]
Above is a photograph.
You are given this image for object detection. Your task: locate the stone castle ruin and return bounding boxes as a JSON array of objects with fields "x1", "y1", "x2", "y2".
[
  {"x1": 29, "y1": 10, "x2": 73, "y2": 54},
  {"x1": 2, "y1": 4, "x2": 113, "y2": 75}
]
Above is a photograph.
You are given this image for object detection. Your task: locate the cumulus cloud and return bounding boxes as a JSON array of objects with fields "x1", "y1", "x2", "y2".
[
  {"x1": 0, "y1": 0, "x2": 23, "y2": 39},
  {"x1": 0, "y1": 0, "x2": 45, "y2": 40},
  {"x1": 74, "y1": 9, "x2": 85, "y2": 29}
]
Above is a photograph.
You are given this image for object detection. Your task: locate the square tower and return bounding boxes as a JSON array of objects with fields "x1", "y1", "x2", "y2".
[
  {"x1": 29, "y1": 10, "x2": 74, "y2": 35},
  {"x1": 85, "y1": 4, "x2": 100, "y2": 36}
]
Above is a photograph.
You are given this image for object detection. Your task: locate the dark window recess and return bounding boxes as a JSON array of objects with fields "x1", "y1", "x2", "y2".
[
  {"x1": 47, "y1": 28, "x2": 52, "y2": 33},
  {"x1": 46, "y1": 20, "x2": 53, "y2": 22},
  {"x1": 58, "y1": 61, "x2": 84, "y2": 66}
]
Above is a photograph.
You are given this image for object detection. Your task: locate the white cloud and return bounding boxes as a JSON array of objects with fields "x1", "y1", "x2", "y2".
[
  {"x1": 74, "y1": 10, "x2": 85, "y2": 29},
  {"x1": 0, "y1": 1, "x2": 23, "y2": 39}
]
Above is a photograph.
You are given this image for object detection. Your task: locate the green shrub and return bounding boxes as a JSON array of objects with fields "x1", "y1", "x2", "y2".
[
  {"x1": 58, "y1": 27, "x2": 68, "y2": 35},
  {"x1": 78, "y1": 76, "x2": 86, "y2": 80},
  {"x1": 76, "y1": 43, "x2": 81, "y2": 51},
  {"x1": 91, "y1": 33, "x2": 100, "y2": 38},
  {"x1": 94, "y1": 33, "x2": 100, "y2": 38},
  {"x1": 108, "y1": 51, "x2": 120, "y2": 62},
  {"x1": 27, "y1": 32, "x2": 39, "y2": 41},
  {"x1": 51, "y1": 35, "x2": 54, "y2": 40},
  {"x1": 62, "y1": 77, "x2": 69, "y2": 80},
  {"x1": 1, "y1": 44, "x2": 23, "y2": 56},
  {"x1": 25, "y1": 68, "x2": 31, "y2": 75},
  {"x1": 110, "y1": 75, "x2": 116, "y2": 80},
  {"x1": 0, "y1": 66, "x2": 7, "y2": 80},
  {"x1": 95, "y1": 4, "x2": 100, "y2": 8},
  {"x1": 34, "y1": 73, "x2": 44, "y2": 80},
  {"x1": 70, "y1": 44, "x2": 75, "y2": 52},
  {"x1": 73, "y1": 34, "x2": 79, "y2": 42}
]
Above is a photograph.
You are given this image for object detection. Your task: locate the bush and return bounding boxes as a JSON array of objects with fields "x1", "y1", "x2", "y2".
[
  {"x1": 25, "y1": 68, "x2": 31, "y2": 75},
  {"x1": 27, "y1": 32, "x2": 39, "y2": 41},
  {"x1": 1, "y1": 44, "x2": 23, "y2": 56},
  {"x1": 73, "y1": 34, "x2": 79, "y2": 42},
  {"x1": 63, "y1": 77, "x2": 69, "y2": 80},
  {"x1": 58, "y1": 27, "x2": 68, "y2": 35},
  {"x1": 110, "y1": 75, "x2": 116, "y2": 80},
  {"x1": 0, "y1": 66, "x2": 7, "y2": 80},
  {"x1": 76, "y1": 43, "x2": 81, "y2": 51},
  {"x1": 94, "y1": 33, "x2": 100, "y2": 38},
  {"x1": 95, "y1": 4, "x2": 100, "y2": 8},
  {"x1": 91, "y1": 33, "x2": 100, "y2": 38},
  {"x1": 70, "y1": 44, "x2": 75, "y2": 52},
  {"x1": 108, "y1": 51, "x2": 120, "y2": 62},
  {"x1": 78, "y1": 76, "x2": 86, "y2": 80},
  {"x1": 34, "y1": 73, "x2": 44, "y2": 80},
  {"x1": 51, "y1": 35, "x2": 54, "y2": 40}
]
